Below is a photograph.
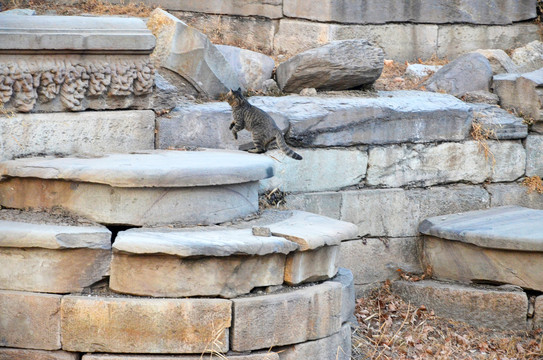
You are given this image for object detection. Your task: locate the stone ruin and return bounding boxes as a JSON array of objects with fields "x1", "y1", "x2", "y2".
[{"x1": 1, "y1": 1, "x2": 543, "y2": 359}]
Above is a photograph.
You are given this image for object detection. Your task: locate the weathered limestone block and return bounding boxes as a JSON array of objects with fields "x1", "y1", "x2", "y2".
[
  {"x1": 330, "y1": 268, "x2": 356, "y2": 325},
  {"x1": 216, "y1": 45, "x2": 275, "y2": 91},
  {"x1": 511, "y1": 40, "x2": 543, "y2": 73},
  {"x1": 534, "y1": 295, "x2": 543, "y2": 329},
  {"x1": 0, "y1": 150, "x2": 273, "y2": 226},
  {"x1": 148, "y1": 9, "x2": 239, "y2": 99},
  {"x1": 487, "y1": 183, "x2": 543, "y2": 210},
  {"x1": 276, "y1": 39, "x2": 384, "y2": 93},
  {"x1": 471, "y1": 104, "x2": 528, "y2": 140},
  {"x1": 421, "y1": 206, "x2": 543, "y2": 292},
  {"x1": 277, "y1": 323, "x2": 351, "y2": 360},
  {"x1": 82, "y1": 353, "x2": 278, "y2": 360},
  {"x1": 474, "y1": 49, "x2": 520, "y2": 74},
  {"x1": 436, "y1": 24, "x2": 540, "y2": 61},
  {"x1": 0, "y1": 110, "x2": 154, "y2": 161},
  {"x1": 0, "y1": 290, "x2": 62, "y2": 350},
  {"x1": 0, "y1": 349, "x2": 78, "y2": 360},
  {"x1": 340, "y1": 238, "x2": 422, "y2": 285},
  {"x1": 526, "y1": 135, "x2": 543, "y2": 177},
  {"x1": 284, "y1": 245, "x2": 339, "y2": 285},
  {"x1": 61, "y1": 296, "x2": 231, "y2": 353},
  {"x1": 231, "y1": 281, "x2": 342, "y2": 351},
  {"x1": 462, "y1": 90, "x2": 499, "y2": 105},
  {"x1": 110, "y1": 228, "x2": 297, "y2": 298},
  {"x1": 283, "y1": 0, "x2": 536, "y2": 25},
  {"x1": 366, "y1": 140, "x2": 525, "y2": 187},
  {"x1": 392, "y1": 280, "x2": 528, "y2": 330},
  {"x1": 259, "y1": 148, "x2": 368, "y2": 193},
  {"x1": 424, "y1": 53, "x2": 493, "y2": 97},
  {"x1": 493, "y1": 70, "x2": 543, "y2": 121}
]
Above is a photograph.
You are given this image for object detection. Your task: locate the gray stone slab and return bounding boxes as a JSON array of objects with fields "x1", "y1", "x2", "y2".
[
  {"x1": 113, "y1": 228, "x2": 298, "y2": 257},
  {"x1": 471, "y1": 104, "x2": 528, "y2": 140},
  {"x1": 216, "y1": 45, "x2": 275, "y2": 91},
  {"x1": 534, "y1": 295, "x2": 543, "y2": 329},
  {"x1": 0, "y1": 15, "x2": 155, "y2": 53},
  {"x1": 419, "y1": 206, "x2": 543, "y2": 251},
  {"x1": 330, "y1": 268, "x2": 356, "y2": 325},
  {"x1": 392, "y1": 280, "x2": 528, "y2": 330},
  {"x1": 0, "y1": 9, "x2": 36, "y2": 16},
  {"x1": 487, "y1": 183, "x2": 543, "y2": 210},
  {"x1": 0, "y1": 149, "x2": 274, "y2": 188},
  {"x1": 284, "y1": 245, "x2": 339, "y2": 285},
  {"x1": 474, "y1": 49, "x2": 520, "y2": 74},
  {"x1": 526, "y1": 135, "x2": 543, "y2": 177},
  {"x1": 283, "y1": 0, "x2": 536, "y2": 25},
  {"x1": 493, "y1": 70, "x2": 542, "y2": 121},
  {"x1": 0, "y1": 110, "x2": 155, "y2": 161},
  {"x1": 366, "y1": 140, "x2": 525, "y2": 187}
]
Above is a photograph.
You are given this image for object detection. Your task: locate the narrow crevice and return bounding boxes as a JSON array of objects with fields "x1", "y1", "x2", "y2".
[{"x1": 106, "y1": 225, "x2": 140, "y2": 244}]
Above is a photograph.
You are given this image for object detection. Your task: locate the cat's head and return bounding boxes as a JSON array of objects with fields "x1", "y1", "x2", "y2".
[{"x1": 225, "y1": 88, "x2": 244, "y2": 106}]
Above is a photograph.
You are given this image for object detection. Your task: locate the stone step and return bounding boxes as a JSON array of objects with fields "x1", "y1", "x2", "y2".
[
  {"x1": 392, "y1": 280, "x2": 529, "y2": 330},
  {"x1": 0, "y1": 149, "x2": 274, "y2": 226},
  {"x1": 420, "y1": 206, "x2": 543, "y2": 291},
  {"x1": 0, "y1": 209, "x2": 111, "y2": 294},
  {"x1": 110, "y1": 210, "x2": 358, "y2": 297}
]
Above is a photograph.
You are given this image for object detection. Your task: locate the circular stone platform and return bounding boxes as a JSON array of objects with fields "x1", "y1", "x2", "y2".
[{"x1": 0, "y1": 150, "x2": 275, "y2": 226}]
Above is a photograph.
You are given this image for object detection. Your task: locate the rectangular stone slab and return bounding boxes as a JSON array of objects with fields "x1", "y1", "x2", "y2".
[
  {"x1": 110, "y1": 252, "x2": 286, "y2": 298},
  {"x1": 0, "y1": 349, "x2": 78, "y2": 360},
  {"x1": 0, "y1": 290, "x2": 62, "y2": 350},
  {"x1": 284, "y1": 245, "x2": 339, "y2": 285},
  {"x1": 82, "y1": 353, "x2": 278, "y2": 360},
  {"x1": 231, "y1": 281, "x2": 342, "y2": 351},
  {"x1": 424, "y1": 235, "x2": 543, "y2": 292},
  {"x1": 61, "y1": 296, "x2": 231, "y2": 353}
]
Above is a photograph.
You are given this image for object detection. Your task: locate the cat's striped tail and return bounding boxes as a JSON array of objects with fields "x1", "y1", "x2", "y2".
[{"x1": 275, "y1": 132, "x2": 302, "y2": 160}]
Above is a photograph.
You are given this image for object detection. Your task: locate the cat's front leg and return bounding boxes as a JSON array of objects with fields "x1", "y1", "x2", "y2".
[{"x1": 230, "y1": 120, "x2": 244, "y2": 140}]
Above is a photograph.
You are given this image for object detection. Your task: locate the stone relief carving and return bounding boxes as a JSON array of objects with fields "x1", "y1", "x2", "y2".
[{"x1": 0, "y1": 57, "x2": 155, "y2": 112}]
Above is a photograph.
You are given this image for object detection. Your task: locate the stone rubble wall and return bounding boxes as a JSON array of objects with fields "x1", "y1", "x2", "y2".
[{"x1": 98, "y1": 0, "x2": 542, "y2": 60}]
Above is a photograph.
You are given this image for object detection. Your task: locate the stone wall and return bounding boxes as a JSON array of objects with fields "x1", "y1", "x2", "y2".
[{"x1": 95, "y1": 0, "x2": 541, "y2": 60}]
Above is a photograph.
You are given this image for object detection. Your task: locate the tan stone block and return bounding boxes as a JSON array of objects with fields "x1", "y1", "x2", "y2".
[
  {"x1": 61, "y1": 296, "x2": 231, "y2": 353},
  {"x1": 424, "y1": 236, "x2": 543, "y2": 292},
  {"x1": 0, "y1": 348, "x2": 78, "y2": 360},
  {"x1": 82, "y1": 352, "x2": 279, "y2": 360},
  {"x1": 534, "y1": 295, "x2": 543, "y2": 329},
  {"x1": 110, "y1": 252, "x2": 285, "y2": 298},
  {"x1": 231, "y1": 281, "x2": 342, "y2": 351},
  {"x1": 0, "y1": 290, "x2": 62, "y2": 350},
  {"x1": 0, "y1": 248, "x2": 111, "y2": 293},
  {"x1": 284, "y1": 245, "x2": 339, "y2": 285}
]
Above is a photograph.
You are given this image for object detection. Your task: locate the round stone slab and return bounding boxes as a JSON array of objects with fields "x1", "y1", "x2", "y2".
[
  {"x1": 0, "y1": 149, "x2": 275, "y2": 187},
  {"x1": 419, "y1": 206, "x2": 543, "y2": 251}
]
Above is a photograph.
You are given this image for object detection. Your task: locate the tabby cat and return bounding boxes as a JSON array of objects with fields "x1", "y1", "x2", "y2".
[{"x1": 226, "y1": 88, "x2": 302, "y2": 160}]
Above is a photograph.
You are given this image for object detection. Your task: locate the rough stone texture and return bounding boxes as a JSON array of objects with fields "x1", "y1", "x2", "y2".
[
  {"x1": 151, "y1": 72, "x2": 192, "y2": 112},
  {"x1": 288, "y1": 185, "x2": 490, "y2": 238},
  {"x1": 111, "y1": 252, "x2": 286, "y2": 298},
  {"x1": 266, "y1": 211, "x2": 358, "y2": 251},
  {"x1": 424, "y1": 235, "x2": 543, "y2": 292},
  {"x1": 148, "y1": 9, "x2": 239, "y2": 99},
  {"x1": 0, "y1": 247, "x2": 111, "y2": 293},
  {"x1": 83, "y1": 354, "x2": 278, "y2": 360},
  {"x1": 534, "y1": 295, "x2": 543, "y2": 329},
  {"x1": 424, "y1": 53, "x2": 493, "y2": 97},
  {"x1": 284, "y1": 245, "x2": 339, "y2": 285},
  {"x1": 61, "y1": 296, "x2": 231, "y2": 353},
  {"x1": 260, "y1": 148, "x2": 367, "y2": 193},
  {"x1": 526, "y1": 135, "x2": 543, "y2": 176},
  {"x1": 420, "y1": 206, "x2": 543, "y2": 251},
  {"x1": 173, "y1": 10, "x2": 276, "y2": 56},
  {"x1": 216, "y1": 45, "x2": 275, "y2": 91},
  {"x1": 0, "y1": 110, "x2": 154, "y2": 161},
  {"x1": 366, "y1": 140, "x2": 525, "y2": 187},
  {"x1": 283, "y1": 0, "x2": 536, "y2": 25},
  {"x1": 471, "y1": 104, "x2": 528, "y2": 140},
  {"x1": 340, "y1": 238, "x2": 422, "y2": 285},
  {"x1": 462, "y1": 90, "x2": 499, "y2": 105},
  {"x1": 276, "y1": 39, "x2": 384, "y2": 93},
  {"x1": 231, "y1": 281, "x2": 342, "y2": 351},
  {"x1": 0, "y1": 290, "x2": 62, "y2": 350},
  {"x1": 330, "y1": 268, "x2": 356, "y2": 325},
  {"x1": 405, "y1": 64, "x2": 441, "y2": 79},
  {"x1": 487, "y1": 183, "x2": 543, "y2": 210},
  {"x1": 277, "y1": 323, "x2": 351, "y2": 360},
  {"x1": 0, "y1": 8, "x2": 36, "y2": 15},
  {"x1": 534, "y1": 122, "x2": 543, "y2": 134},
  {"x1": 511, "y1": 40, "x2": 543, "y2": 73},
  {"x1": 493, "y1": 70, "x2": 542, "y2": 121},
  {"x1": 0, "y1": 177, "x2": 260, "y2": 226},
  {"x1": 474, "y1": 49, "x2": 520, "y2": 74},
  {"x1": 262, "y1": 79, "x2": 281, "y2": 96},
  {"x1": 392, "y1": 280, "x2": 528, "y2": 330},
  {"x1": 0, "y1": 349, "x2": 78, "y2": 360}
]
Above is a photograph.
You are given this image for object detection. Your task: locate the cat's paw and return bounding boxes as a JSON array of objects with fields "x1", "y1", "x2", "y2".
[
  {"x1": 229, "y1": 122, "x2": 235, "y2": 130},
  {"x1": 232, "y1": 131, "x2": 238, "y2": 140}
]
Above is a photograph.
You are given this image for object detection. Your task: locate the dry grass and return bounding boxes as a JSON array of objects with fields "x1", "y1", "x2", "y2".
[
  {"x1": 470, "y1": 119, "x2": 497, "y2": 167},
  {"x1": 523, "y1": 176, "x2": 543, "y2": 194},
  {"x1": 1, "y1": 0, "x2": 157, "y2": 17},
  {"x1": 353, "y1": 281, "x2": 543, "y2": 360}
]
